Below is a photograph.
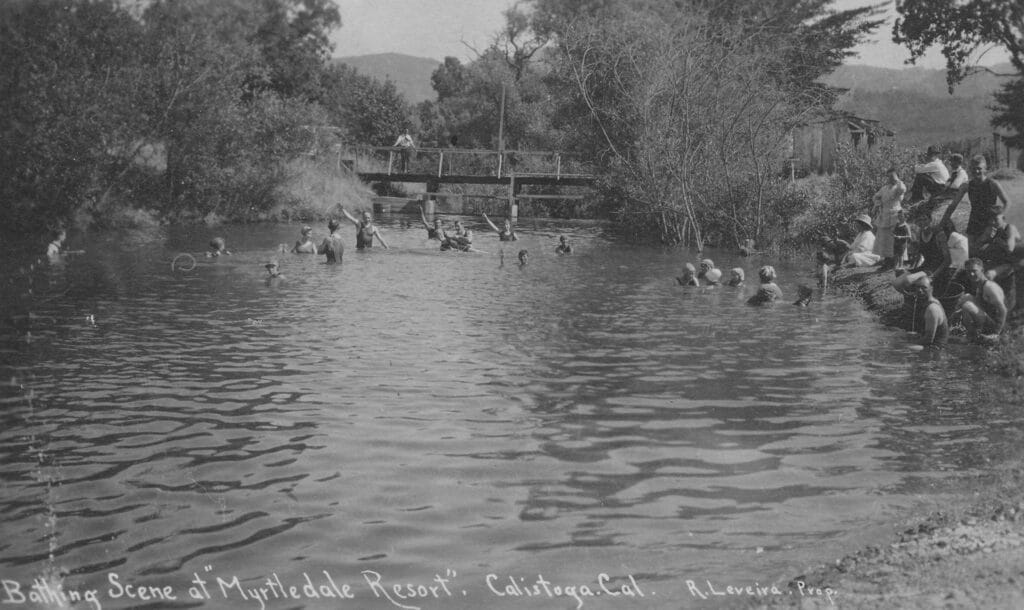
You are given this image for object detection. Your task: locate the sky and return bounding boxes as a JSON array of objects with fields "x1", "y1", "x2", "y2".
[{"x1": 330, "y1": 0, "x2": 1010, "y2": 70}]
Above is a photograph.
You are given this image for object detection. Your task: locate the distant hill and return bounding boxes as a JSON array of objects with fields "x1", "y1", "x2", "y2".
[
  {"x1": 333, "y1": 53, "x2": 440, "y2": 104},
  {"x1": 821, "y1": 63, "x2": 1016, "y2": 148}
]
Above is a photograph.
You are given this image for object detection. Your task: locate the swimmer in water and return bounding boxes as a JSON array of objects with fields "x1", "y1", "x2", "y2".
[
  {"x1": 291, "y1": 226, "x2": 317, "y2": 253},
  {"x1": 264, "y1": 259, "x2": 284, "y2": 281},
  {"x1": 317, "y1": 219, "x2": 344, "y2": 264},
  {"x1": 747, "y1": 265, "x2": 783, "y2": 305},
  {"x1": 676, "y1": 263, "x2": 699, "y2": 286},
  {"x1": 482, "y1": 213, "x2": 517, "y2": 241},
  {"x1": 518, "y1": 249, "x2": 528, "y2": 266},
  {"x1": 206, "y1": 237, "x2": 231, "y2": 257},
  {"x1": 555, "y1": 235, "x2": 573, "y2": 254},
  {"x1": 418, "y1": 205, "x2": 443, "y2": 240},
  {"x1": 341, "y1": 207, "x2": 389, "y2": 249},
  {"x1": 441, "y1": 228, "x2": 474, "y2": 252},
  {"x1": 726, "y1": 268, "x2": 744, "y2": 287}
]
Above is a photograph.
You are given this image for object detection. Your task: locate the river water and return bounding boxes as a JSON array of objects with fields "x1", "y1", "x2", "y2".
[{"x1": 0, "y1": 218, "x2": 1017, "y2": 609}]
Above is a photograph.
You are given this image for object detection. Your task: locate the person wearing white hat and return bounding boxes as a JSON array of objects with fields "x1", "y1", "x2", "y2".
[{"x1": 840, "y1": 214, "x2": 881, "y2": 267}]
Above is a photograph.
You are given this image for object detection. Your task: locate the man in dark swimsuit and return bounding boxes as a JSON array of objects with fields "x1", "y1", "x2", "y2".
[
  {"x1": 317, "y1": 219, "x2": 345, "y2": 264},
  {"x1": 341, "y1": 208, "x2": 389, "y2": 249},
  {"x1": 941, "y1": 155, "x2": 1012, "y2": 253}
]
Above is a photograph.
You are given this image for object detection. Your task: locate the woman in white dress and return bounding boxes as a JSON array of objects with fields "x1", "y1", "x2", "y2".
[
  {"x1": 871, "y1": 167, "x2": 907, "y2": 269},
  {"x1": 841, "y1": 214, "x2": 882, "y2": 267}
]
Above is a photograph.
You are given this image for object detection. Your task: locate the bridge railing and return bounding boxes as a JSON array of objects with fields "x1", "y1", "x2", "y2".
[{"x1": 345, "y1": 146, "x2": 592, "y2": 180}]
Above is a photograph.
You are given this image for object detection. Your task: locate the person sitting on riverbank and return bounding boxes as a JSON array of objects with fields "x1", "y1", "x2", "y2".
[
  {"x1": 871, "y1": 167, "x2": 907, "y2": 270},
  {"x1": 929, "y1": 217, "x2": 970, "y2": 294},
  {"x1": 905, "y1": 145, "x2": 950, "y2": 206},
  {"x1": 840, "y1": 215, "x2": 881, "y2": 268},
  {"x1": 976, "y1": 210, "x2": 1021, "y2": 273},
  {"x1": 941, "y1": 155, "x2": 1012, "y2": 254},
  {"x1": 555, "y1": 235, "x2": 573, "y2": 254},
  {"x1": 747, "y1": 265, "x2": 783, "y2": 305},
  {"x1": 958, "y1": 258, "x2": 1007, "y2": 341},
  {"x1": 206, "y1": 237, "x2": 231, "y2": 257},
  {"x1": 976, "y1": 211, "x2": 1022, "y2": 310},
  {"x1": 317, "y1": 219, "x2": 344, "y2": 264},
  {"x1": 482, "y1": 213, "x2": 517, "y2": 241},
  {"x1": 418, "y1": 205, "x2": 443, "y2": 240},
  {"x1": 676, "y1": 263, "x2": 699, "y2": 286},
  {"x1": 726, "y1": 268, "x2": 745, "y2": 287},
  {"x1": 291, "y1": 226, "x2": 317, "y2": 254},
  {"x1": 341, "y1": 207, "x2": 389, "y2": 249},
  {"x1": 945, "y1": 153, "x2": 969, "y2": 194}
]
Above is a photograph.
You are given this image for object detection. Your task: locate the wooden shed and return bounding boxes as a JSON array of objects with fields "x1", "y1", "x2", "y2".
[{"x1": 787, "y1": 113, "x2": 894, "y2": 176}]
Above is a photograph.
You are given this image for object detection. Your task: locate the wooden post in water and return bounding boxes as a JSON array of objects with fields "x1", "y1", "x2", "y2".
[{"x1": 508, "y1": 171, "x2": 518, "y2": 220}]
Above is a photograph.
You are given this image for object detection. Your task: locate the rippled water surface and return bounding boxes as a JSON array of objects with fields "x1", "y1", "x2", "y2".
[{"x1": 0, "y1": 219, "x2": 1018, "y2": 609}]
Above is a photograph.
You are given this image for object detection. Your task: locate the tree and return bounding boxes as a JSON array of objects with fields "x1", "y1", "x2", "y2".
[
  {"x1": 894, "y1": 0, "x2": 1024, "y2": 149},
  {"x1": 551, "y1": 2, "x2": 881, "y2": 245},
  {"x1": 0, "y1": 0, "x2": 146, "y2": 230},
  {"x1": 320, "y1": 64, "x2": 411, "y2": 146}
]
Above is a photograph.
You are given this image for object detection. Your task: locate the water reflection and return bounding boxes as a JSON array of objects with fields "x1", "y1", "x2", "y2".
[{"x1": 0, "y1": 219, "x2": 1016, "y2": 607}]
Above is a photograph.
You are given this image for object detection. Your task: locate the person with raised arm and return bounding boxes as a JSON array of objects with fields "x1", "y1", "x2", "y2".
[
  {"x1": 418, "y1": 205, "x2": 443, "y2": 240},
  {"x1": 482, "y1": 213, "x2": 517, "y2": 241},
  {"x1": 317, "y1": 219, "x2": 345, "y2": 264},
  {"x1": 340, "y1": 207, "x2": 389, "y2": 249}
]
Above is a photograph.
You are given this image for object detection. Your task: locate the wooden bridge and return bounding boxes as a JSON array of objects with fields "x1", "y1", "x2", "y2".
[{"x1": 344, "y1": 145, "x2": 596, "y2": 218}]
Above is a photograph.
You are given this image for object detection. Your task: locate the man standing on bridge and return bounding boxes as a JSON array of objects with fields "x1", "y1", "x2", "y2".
[{"x1": 394, "y1": 129, "x2": 415, "y2": 173}]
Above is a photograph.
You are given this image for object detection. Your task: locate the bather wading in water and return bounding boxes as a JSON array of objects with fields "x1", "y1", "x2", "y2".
[
  {"x1": 747, "y1": 266, "x2": 783, "y2": 305},
  {"x1": 341, "y1": 207, "x2": 389, "y2": 249},
  {"x1": 676, "y1": 263, "x2": 699, "y2": 286},
  {"x1": 482, "y1": 213, "x2": 517, "y2": 241}
]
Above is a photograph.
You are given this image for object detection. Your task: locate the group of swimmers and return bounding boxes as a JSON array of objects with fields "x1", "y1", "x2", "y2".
[
  {"x1": 675, "y1": 259, "x2": 803, "y2": 307},
  {"x1": 198, "y1": 204, "x2": 576, "y2": 279}
]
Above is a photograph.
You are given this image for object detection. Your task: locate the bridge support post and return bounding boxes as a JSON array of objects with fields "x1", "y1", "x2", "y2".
[
  {"x1": 507, "y1": 172, "x2": 520, "y2": 220},
  {"x1": 424, "y1": 178, "x2": 440, "y2": 215}
]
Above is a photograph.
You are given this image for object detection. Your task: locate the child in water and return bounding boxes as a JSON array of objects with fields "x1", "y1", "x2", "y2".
[{"x1": 726, "y1": 268, "x2": 744, "y2": 287}]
